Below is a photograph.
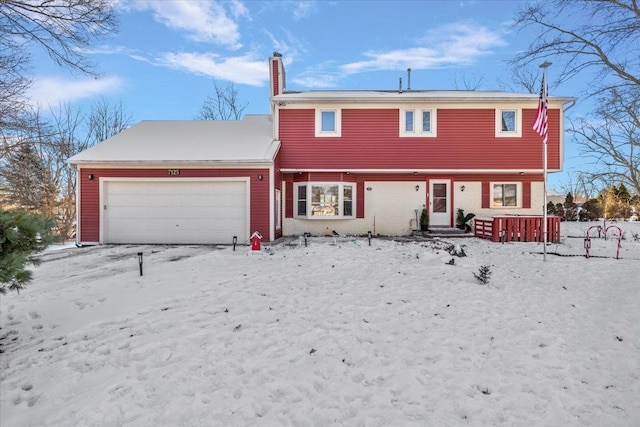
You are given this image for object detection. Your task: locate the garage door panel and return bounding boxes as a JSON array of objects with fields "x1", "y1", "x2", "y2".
[{"x1": 104, "y1": 180, "x2": 248, "y2": 244}]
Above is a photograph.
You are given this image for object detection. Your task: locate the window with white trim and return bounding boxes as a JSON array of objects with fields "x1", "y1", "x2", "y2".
[
  {"x1": 315, "y1": 109, "x2": 341, "y2": 137},
  {"x1": 294, "y1": 183, "x2": 355, "y2": 218},
  {"x1": 495, "y1": 108, "x2": 522, "y2": 137},
  {"x1": 400, "y1": 108, "x2": 436, "y2": 137},
  {"x1": 492, "y1": 183, "x2": 519, "y2": 207}
]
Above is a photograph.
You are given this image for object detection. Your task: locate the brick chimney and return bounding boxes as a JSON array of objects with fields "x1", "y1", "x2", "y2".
[{"x1": 269, "y1": 52, "x2": 285, "y2": 97}]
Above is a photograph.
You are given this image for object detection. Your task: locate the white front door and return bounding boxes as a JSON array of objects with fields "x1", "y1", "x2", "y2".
[{"x1": 429, "y1": 179, "x2": 451, "y2": 227}]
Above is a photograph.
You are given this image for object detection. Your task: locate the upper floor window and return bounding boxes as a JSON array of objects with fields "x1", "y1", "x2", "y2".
[
  {"x1": 294, "y1": 182, "x2": 355, "y2": 218},
  {"x1": 493, "y1": 183, "x2": 518, "y2": 207},
  {"x1": 315, "y1": 109, "x2": 341, "y2": 137},
  {"x1": 495, "y1": 109, "x2": 522, "y2": 137},
  {"x1": 400, "y1": 108, "x2": 436, "y2": 137}
]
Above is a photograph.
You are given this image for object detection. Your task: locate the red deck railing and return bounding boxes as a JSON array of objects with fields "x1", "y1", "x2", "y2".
[{"x1": 474, "y1": 216, "x2": 561, "y2": 243}]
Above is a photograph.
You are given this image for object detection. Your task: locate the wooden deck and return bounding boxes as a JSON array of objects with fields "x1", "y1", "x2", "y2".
[{"x1": 474, "y1": 216, "x2": 561, "y2": 243}]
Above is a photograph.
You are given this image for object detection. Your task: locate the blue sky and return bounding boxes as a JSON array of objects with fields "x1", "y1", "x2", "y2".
[{"x1": 27, "y1": 0, "x2": 594, "y2": 191}]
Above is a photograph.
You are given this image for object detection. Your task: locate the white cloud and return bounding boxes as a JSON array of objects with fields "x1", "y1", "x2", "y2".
[
  {"x1": 341, "y1": 22, "x2": 506, "y2": 75},
  {"x1": 263, "y1": 28, "x2": 308, "y2": 64},
  {"x1": 128, "y1": 0, "x2": 247, "y2": 49},
  {"x1": 28, "y1": 76, "x2": 124, "y2": 107},
  {"x1": 160, "y1": 53, "x2": 268, "y2": 86},
  {"x1": 291, "y1": 1, "x2": 317, "y2": 20}
]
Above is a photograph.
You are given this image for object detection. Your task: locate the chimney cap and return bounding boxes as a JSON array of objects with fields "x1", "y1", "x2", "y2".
[{"x1": 273, "y1": 52, "x2": 282, "y2": 57}]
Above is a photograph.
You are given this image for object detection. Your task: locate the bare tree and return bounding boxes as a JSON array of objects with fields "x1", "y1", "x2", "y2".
[
  {"x1": 500, "y1": 66, "x2": 539, "y2": 94},
  {"x1": 1, "y1": 100, "x2": 132, "y2": 241},
  {"x1": 0, "y1": 46, "x2": 30, "y2": 133},
  {"x1": 49, "y1": 103, "x2": 86, "y2": 241},
  {"x1": 452, "y1": 72, "x2": 485, "y2": 91},
  {"x1": 570, "y1": 90, "x2": 640, "y2": 195},
  {"x1": 0, "y1": 0, "x2": 117, "y2": 74},
  {"x1": 0, "y1": 0, "x2": 117, "y2": 136},
  {"x1": 196, "y1": 80, "x2": 248, "y2": 120},
  {"x1": 87, "y1": 97, "x2": 133, "y2": 144},
  {"x1": 512, "y1": 0, "x2": 640, "y2": 194},
  {"x1": 0, "y1": 110, "x2": 57, "y2": 214},
  {"x1": 513, "y1": 0, "x2": 640, "y2": 91}
]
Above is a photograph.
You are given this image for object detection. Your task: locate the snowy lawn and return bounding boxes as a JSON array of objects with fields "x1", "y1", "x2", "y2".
[{"x1": 1, "y1": 221, "x2": 639, "y2": 426}]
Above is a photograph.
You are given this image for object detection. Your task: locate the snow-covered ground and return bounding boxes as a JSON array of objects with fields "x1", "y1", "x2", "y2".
[{"x1": 1, "y1": 221, "x2": 639, "y2": 426}]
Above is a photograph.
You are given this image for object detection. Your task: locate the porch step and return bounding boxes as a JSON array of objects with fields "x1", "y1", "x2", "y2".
[{"x1": 424, "y1": 227, "x2": 473, "y2": 237}]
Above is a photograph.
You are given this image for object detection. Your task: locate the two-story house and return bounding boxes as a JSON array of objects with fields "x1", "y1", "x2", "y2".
[{"x1": 69, "y1": 53, "x2": 573, "y2": 245}]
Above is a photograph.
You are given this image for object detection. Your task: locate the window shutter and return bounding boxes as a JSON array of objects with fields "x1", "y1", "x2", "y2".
[
  {"x1": 285, "y1": 181, "x2": 293, "y2": 218},
  {"x1": 357, "y1": 181, "x2": 365, "y2": 218},
  {"x1": 482, "y1": 181, "x2": 490, "y2": 208},
  {"x1": 523, "y1": 181, "x2": 531, "y2": 209}
]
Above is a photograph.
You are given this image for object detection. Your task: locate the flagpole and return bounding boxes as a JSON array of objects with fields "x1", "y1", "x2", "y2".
[{"x1": 539, "y1": 61, "x2": 552, "y2": 262}]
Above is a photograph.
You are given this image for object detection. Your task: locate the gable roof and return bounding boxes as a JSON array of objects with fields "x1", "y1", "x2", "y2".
[{"x1": 68, "y1": 115, "x2": 278, "y2": 166}]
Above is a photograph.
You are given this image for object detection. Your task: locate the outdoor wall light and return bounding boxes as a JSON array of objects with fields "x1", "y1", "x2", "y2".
[
  {"x1": 415, "y1": 185, "x2": 420, "y2": 191},
  {"x1": 460, "y1": 185, "x2": 465, "y2": 192},
  {"x1": 87, "y1": 174, "x2": 94, "y2": 180},
  {"x1": 258, "y1": 174, "x2": 263, "y2": 181}
]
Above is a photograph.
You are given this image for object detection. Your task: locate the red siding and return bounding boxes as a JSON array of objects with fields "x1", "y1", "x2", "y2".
[
  {"x1": 278, "y1": 108, "x2": 561, "y2": 171},
  {"x1": 79, "y1": 168, "x2": 271, "y2": 243}
]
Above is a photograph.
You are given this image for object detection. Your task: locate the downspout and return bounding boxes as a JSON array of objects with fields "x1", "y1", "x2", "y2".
[
  {"x1": 558, "y1": 99, "x2": 577, "y2": 177},
  {"x1": 563, "y1": 99, "x2": 576, "y2": 113},
  {"x1": 74, "y1": 165, "x2": 81, "y2": 247}
]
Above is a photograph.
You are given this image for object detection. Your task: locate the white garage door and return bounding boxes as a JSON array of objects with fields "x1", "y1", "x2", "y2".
[{"x1": 103, "y1": 180, "x2": 248, "y2": 244}]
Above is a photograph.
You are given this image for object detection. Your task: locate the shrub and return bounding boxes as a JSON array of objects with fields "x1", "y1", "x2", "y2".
[
  {"x1": 473, "y1": 265, "x2": 492, "y2": 285},
  {"x1": 0, "y1": 209, "x2": 57, "y2": 294}
]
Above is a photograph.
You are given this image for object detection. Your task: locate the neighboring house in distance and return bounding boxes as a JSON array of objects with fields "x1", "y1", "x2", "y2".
[{"x1": 69, "y1": 53, "x2": 574, "y2": 245}]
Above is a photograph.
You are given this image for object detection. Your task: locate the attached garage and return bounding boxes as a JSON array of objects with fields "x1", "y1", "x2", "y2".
[
  {"x1": 102, "y1": 179, "x2": 249, "y2": 244},
  {"x1": 69, "y1": 115, "x2": 281, "y2": 245}
]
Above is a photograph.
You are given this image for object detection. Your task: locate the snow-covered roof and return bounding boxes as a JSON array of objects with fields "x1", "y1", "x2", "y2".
[
  {"x1": 274, "y1": 90, "x2": 575, "y2": 105},
  {"x1": 68, "y1": 115, "x2": 278, "y2": 165}
]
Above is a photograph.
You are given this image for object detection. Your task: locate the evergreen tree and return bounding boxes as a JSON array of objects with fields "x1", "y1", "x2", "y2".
[
  {"x1": 603, "y1": 186, "x2": 632, "y2": 219},
  {"x1": 563, "y1": 192, "x2": 578, "y2": 221},
  {"x1": 617, "y1": 183, "x2": 632, "y2": 204},
  {"x1": 0, "y1": 209, "x2": 57, "y2": 294},
  {"x1": 554, "y1": 203, "x2": 565, "y2": 217},
  {"x1": 580, "y1": 198, "x2": 603, "y2": 221},
  {"x1": 1, "y1": 142, "x2": 55, "y2": 213}
]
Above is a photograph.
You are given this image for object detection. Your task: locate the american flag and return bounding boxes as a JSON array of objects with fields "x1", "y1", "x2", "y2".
[{"x1": 532, "y1": 73, "x2": 548, "y2": 144}]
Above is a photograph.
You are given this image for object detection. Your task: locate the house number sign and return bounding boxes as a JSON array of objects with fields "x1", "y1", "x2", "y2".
[{"x1": 167, "y1": 169, "x2": 180, "y2": 175}]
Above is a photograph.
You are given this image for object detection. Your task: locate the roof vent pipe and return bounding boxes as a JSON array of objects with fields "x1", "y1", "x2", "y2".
[
  {"x1": 399, "y1": 77, "x2": 403, "y2": 93},
  {"x1": 407, "y1": 68, "x2": 411, "y2": 91}
]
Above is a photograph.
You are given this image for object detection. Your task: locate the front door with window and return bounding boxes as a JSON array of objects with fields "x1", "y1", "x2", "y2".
[{"x1": 429, "y1": 180, "x2": 450, "y2": 227}]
